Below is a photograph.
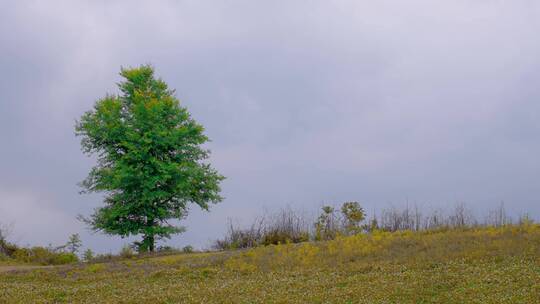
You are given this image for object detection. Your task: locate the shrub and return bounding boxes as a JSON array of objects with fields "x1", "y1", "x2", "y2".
[
  {"x1": 0, "y1": 225, "x2": 18, "y2": 257},
  {"x1": 261, "y1": 208, "x2": 310, "y2": 245},
  {"x1": 182, "y1": 245, "x2": 194, "y2": 253},
  {"x1": 0, "y1": 253, "x2": 9, "y2": 261},
  {"x1": 83, "y1": 249, "x2": 95, "y2": 262},
  {"x1": 0, "y1": 239, "x2": 18, "y2": 257},
  {"x1": 12, "y1": 247, "x2": 78, "y2": 265},
  {"x1": 213, "y1": 219, "x2": 264, "y2": 250},
  {"x1": 65, "y1": 234, "x2": 82, "y2": 254},
  {"x1": 213, "y1": 208, "x2": 311, "y2": 250},
  {"x1": 52, "y1": 252, "x2": 79, "y2": 265}
]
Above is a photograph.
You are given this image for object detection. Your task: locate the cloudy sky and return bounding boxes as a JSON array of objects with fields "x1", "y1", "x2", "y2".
[{"x1": 1, "y1": 1, "x2": 540, "y2": 251}]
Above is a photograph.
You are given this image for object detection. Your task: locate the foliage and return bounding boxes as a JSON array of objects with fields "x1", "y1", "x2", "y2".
[
  {"x1": 314, "y1": 206, "x2": 338, "y2": 241},
  {"x1": 0, "y1": 239, "x2": 17, "y2": 259},
  {"x1": 0, "y1": 229, "x2": 79, "y2": 266},
  {"x1": 0, "y1": 224, "x2": 17, "y2": 258},
  {"x1": 75, "y1": 65, "x2": 224, "y2": 252},
  {"x1": 340, "y1": 201, "x2": 365, "y2": 235},
  {"x1": 12, "y1": 247, "x2": 78, "y2": 265}
]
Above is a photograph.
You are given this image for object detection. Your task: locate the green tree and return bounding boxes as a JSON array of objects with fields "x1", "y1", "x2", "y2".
[{"x1": 76, "y1": 65, "x2": 224, "y2": 252}]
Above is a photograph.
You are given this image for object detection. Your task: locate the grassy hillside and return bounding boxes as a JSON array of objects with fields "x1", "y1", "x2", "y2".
[{"x1": 1, "y1": 225, "x2": 540, "y2": 303}]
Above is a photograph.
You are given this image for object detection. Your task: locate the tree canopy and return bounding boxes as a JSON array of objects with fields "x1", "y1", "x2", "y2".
[{"x1": 76, "y1": 65, "x2": 224, "y2": 252}]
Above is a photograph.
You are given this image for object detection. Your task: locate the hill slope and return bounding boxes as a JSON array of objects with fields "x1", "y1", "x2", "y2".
[{"x1": 1, "y1": 225, "x2": 540, "y2": 303}]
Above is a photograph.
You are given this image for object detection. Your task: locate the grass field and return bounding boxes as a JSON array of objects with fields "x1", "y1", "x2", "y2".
[{"x1": 1, "y1": 225, "x2": 540, "y2": 303}]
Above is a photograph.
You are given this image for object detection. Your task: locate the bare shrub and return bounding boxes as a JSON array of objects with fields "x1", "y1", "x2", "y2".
[
  {"x1": 213, "y1": 208, "x2": 311, "y2": 250},
  {"x1": 448, "y1": 203, "x2": 476, "y2": 228},
  {"x1": 379, "y1": 206, "x2": 417, "y2": 232},
  {"x1": 486, "y1": 202, "x2": 511, "y2": 227},
  {"x1": 423, "y1": 208, "x2": 446, "y2": 230},
  {"x1": 377, "y1": 203, "x2": 481, "y2": 232},
  {"x1": 518, "y1": 213, "x2": 534, "y2": 225},
  {"x1": 212, "y1": 218, "x2": 264, "y2": 250},
  {"x1": 262, "y1": 207, "x2": 310, "y2": 245}
]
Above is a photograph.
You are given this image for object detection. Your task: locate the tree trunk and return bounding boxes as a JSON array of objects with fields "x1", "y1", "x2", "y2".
[
  {"x1": 143, "y1": 217, "x2": 156, "y2": 252},
  {"x1": 141, "y1": 233, "x2": 155, "y2": 252}
]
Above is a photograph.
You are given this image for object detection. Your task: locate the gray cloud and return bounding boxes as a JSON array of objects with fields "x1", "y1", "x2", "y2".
[{"x1": 1, "y1": 0, "x2": 540, "y2": 251}]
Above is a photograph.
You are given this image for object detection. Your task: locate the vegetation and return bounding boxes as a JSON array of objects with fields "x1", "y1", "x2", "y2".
[
  {"x1": 0, "y1": 226, "x2": 17, "y2": 260},
  {"x1": 213, "y1": 207, "x2": 310, "y2": 250},
  {"x1": 10, "y1": 247, "x2": 78, "y2": 266},
  {"x1": 1, "y1": 226, "x2": 80, "y2": 266},
  {"x1": 214, "y1": 202, "x2": 528, "y2": 250},
  {"x1": 1, "y1": 224, "x2": 539, "y2": 303},
  {"x1": 65, "y1": 234, "x2": 82, "y2": 255},
  {"x1": 82, "y1": 249, "x2": 94, "y2": 262},
  {"x1": 0, "y1": 241, "x2": 78, "y2": 266},
  {"x1": 75, "y1": 65, "x2": 224, "y2": 252}
]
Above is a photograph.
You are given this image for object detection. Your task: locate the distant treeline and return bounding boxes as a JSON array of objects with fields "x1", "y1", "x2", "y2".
[{"x1": 213, "y1": 202, "x2": 534, "y2": 250}]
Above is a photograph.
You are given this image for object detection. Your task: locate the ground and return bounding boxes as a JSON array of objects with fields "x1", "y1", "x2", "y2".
[{"x1": 1, "y1": 226, "x2": 539, "y2": 303}]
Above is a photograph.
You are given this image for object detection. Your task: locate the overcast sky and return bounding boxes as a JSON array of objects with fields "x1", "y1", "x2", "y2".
[{"x1": 1, "y1": 1, "x2": 540, "y2": 252}]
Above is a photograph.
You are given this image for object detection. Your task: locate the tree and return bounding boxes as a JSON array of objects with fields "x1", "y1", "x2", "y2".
[
  {"x1": 82, "y1": 249, "x2": 94, "y2": 262},
  {"x1": 340, "y1": 201, "x2": 365, "y2": 235},
  {"x1": 314, "y1": 206, "x2": 337, "y2": 241},
  {"x1": 66, "y1": 233, "x2": 82, "y2": 254},
  {"x1": 76, "y1": 65, "x2": 224, "y2": 252}
]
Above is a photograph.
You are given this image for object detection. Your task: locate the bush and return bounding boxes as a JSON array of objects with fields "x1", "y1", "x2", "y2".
[
  {"x1": 0, "y1": 225, "x2": 79, "y2": 265},
  {"x1": 52, "y1": 252, "x2": 79, "y2": 265},
  {"x1": 262, "y1": 208, "x2": 310, "y2": 245},
  {"x1": 12, "y1": 247, "x2": 78, "y2": 265},
  {"x1": 213, "y1": 219, "x2": 264, "y2": 250},
  {"x1": 214, "y1": 208, "x2": 311, "y2": 250},
  {"x1": 182, "y1": 245, "x2": 194, "y2": 253},
  {"x1": 0, "y1": 250, "x2": 12, "y2": 262},
  {"x1": 0, "y1": 239, "x2": 18, "y2": 257},
  {"x1": 0, "y1": 225, "x2": 18, "y2": 257},
  {"x1": 83, "y1": 249, "x2": 95, "y2": 262}
]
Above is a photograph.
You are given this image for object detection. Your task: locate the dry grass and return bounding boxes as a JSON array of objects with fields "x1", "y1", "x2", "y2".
[{"x1": 1, "y1": 224, "x2": 539, "y2": 303}]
